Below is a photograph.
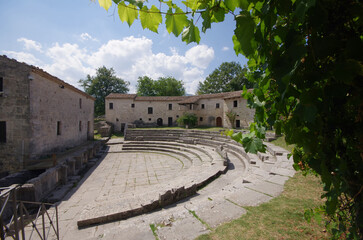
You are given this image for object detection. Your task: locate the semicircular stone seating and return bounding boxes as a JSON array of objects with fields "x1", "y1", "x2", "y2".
[{"x1": 77, "y1": 129, "x2": 295, "y2": 228}]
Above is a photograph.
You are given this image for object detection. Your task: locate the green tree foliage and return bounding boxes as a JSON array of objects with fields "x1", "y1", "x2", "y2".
[
  {"x1": 197, "y1": 62, "x2": 253, "y2": 94},
  {"x1": 136, "y1": 76, "x2": 185, "y2": 96},
  {"x1": 177, "y1": 113, "x2": 198, "y2": 128},
  {"x1": 136, "y1": 76, "x2": 156, "y2": 96},
  {"x1": 98, "y1": 0, "x2": 363, "y2": 237},
  {"x1": 79, "y1": 66, "x2": 129, "y2": 116}
]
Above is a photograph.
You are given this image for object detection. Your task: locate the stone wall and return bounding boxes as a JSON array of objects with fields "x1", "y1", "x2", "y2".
[
  {"x1": 0, "y1": 56, "x2": 95, "y2": 173},
  {"x1": 106, "y1": 99, "x2": 186, "y2": 131},
  {"x1": 224, "y1": 98, "x2": 254, "y2": 128},
  {"x1": 193, "y1": 98, "x2": 225, "y2": 126},
  {"x1": 0, "y1": 56, "x2": 32, "y2": 173},
  {"x1": 106, "y1": 92, "x2": 255, "y2": 130},
  {"x1": 28, "y1": 71, "x2": 94, "y2": 158}
]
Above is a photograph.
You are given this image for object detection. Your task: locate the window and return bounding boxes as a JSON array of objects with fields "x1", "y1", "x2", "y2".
[
  {"x1": 149, "y1": 118, "x2": 152, "y2": 121},
  {"x1": 79, "y1": 121, "x2": 82, "y2": 131},
  {"x1": 0, "y1": 121, "x2": 6, "y2": 143},
  {"x1": 169, "y1": 104, "x2": 172, "y2": 110},
  {"x1": 148, "y1": 107, "x2": 153, "y2": 114},
  {"x1": 216, "y1": 103, "x2": 220, "y2": 109},
  {"x1": 200, "y1": 117, "x2": 203, "y2": 122},
  {"x1": 234, "y1": 100, "x2": 238, "y2": 107},
  {"x1": 57, "y1": 121, "x2": 61, "y2": 135},
  {"x1": 139, "y1": 118, "x2": 143, "y2": 121},
  {"x1": 201, "y1": 104, "x2": 205, "y2": 109},
  {"x1": 0, "y1": 77, "x2": 3, "y2": 92},
  {"x1": 79, "y1": 98, "x2": 82, "y2": 109},
  {"x1": 109, "y1": 102, "x2": 113, "y2": 109},
  {"x1": 131, "y1": 103, "x2": 135, "y2": 108}
]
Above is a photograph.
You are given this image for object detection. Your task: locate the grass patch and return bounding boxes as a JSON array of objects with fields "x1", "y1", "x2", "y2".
[
  {"x1": 196, "y1": 173, "x2": 329, "y2": 240},
  {"x1": 196, "y1": 136, "x2": 330, "y2": 240},
  {"x1": 111, "y1": 132, "x2": 124, "y2": 139},
  {"x1": 93, "y1": 130, "x2": 102, "y2": 140},
  {"x1": 270, "y1": 136, "x2": 295, "y2": 152}
]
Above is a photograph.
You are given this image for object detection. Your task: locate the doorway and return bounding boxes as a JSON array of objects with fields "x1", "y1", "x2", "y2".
[
  {"x1": 168, "y1": 117, "x2": 173, "y2": 127},
  {"x1": 216, "y1": 117, "x2": 222, "y2": 127},
  {"x1": 236, "y1": 120, "x2": 240, "y2": 128},
  {"x1": 157, "y1": 118, "x2": 163, "y2": 126}
]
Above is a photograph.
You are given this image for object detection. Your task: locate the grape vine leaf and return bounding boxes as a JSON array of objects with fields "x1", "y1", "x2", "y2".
[
  {"x1": 165, "y1": 7, "x2": 189, "y2": 37},
  {"x1": 182, "y1": 20, "x2": 200, "y2": 44},
  {"x1": 118, "y1": 2, "x2": 138, "y2": 27},
  {"x1": 139, "y1": 5, "x2": 162, "y2": 33},
  {"x1": 98, "y1": 0, "x2": 112, "y2": 11},
  {"x1": 225, "y1": 0, "x2": 250, "y2": 11},
  {"x1": 234, "y1": 12, "x2": 256, "y2": 57}
]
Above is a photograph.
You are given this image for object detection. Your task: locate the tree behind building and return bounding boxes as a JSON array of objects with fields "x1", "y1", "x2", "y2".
[
  {"x1": 137, "y1": 76, "x2": 185, "y2": 96},
  {"x1": 197, "y1": 62, "x2": 253, "y2": 95},
  {"x1": 79, "y1": 66, "x2": 129, "y2": 116}
]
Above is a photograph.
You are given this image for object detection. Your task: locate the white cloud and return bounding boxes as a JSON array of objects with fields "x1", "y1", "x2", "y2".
[
  {"x1": 183, "y1": 67, "x2": 204, "y2": 94},
  {"x1": 43, "y1": 43, "x2": 94, "y2": 87},
  {"x1": 80, "y1": 33, "x2": 98, "y2": 42},
  {"x1": 4, "y1": 36, "x2": 215, "y2": 94},
  {"x1": 3, "y1": 51, "x2": 42, "y2": 65},
  {"x1": 87, "y1": 36, "x2": 153, "y2": 69},
  {"x1": 222, "y1": 46, "x2": 229, "y2": 51},
  {"x1": 185, "y1": 45, "x2": 214, "y2": 69},
  {"x1": 17, "y1": 38, "x2": 42, "y2": 52}
]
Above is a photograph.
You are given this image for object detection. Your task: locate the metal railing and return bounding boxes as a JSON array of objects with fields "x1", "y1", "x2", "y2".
[{"x1": 0, "y1": 186, "x2": 59, "y2": 240}]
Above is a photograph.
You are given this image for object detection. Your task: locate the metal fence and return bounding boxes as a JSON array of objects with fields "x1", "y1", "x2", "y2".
[{"x1": 0, "y1": 186, "x2": 59, "y2": 240}]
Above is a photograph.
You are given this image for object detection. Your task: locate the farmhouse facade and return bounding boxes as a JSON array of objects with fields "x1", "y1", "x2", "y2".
[
  {"x1": 105, "y1": 90, "x2": 254, "y2": 132},
  {"x1": 0, "y1": 56, "x2": 95, "y2": 174}
]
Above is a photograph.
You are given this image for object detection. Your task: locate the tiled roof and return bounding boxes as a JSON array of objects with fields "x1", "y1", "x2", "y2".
[
  {"x1": 177, "y1": 96, "x2": 201, "y2": 104},
  {"x1": 105, "y1": 90, "x2": 251, "y2": 103},
  {"x1": 135, "y1": 96, "x2": 186, "y2": 101},
  {"x1": 222, "y1": 90, "x2": 245, "y2": 99},
  {"x1": 106, "y1": 93, "x2": 137, "y2": 99}
]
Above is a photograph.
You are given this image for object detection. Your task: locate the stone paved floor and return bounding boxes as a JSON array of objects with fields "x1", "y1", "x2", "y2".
[{"x1": 17, "y1": 140, "x2": 294, "y2": 240}]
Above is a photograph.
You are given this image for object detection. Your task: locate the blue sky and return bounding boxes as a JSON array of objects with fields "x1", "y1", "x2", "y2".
[{"x1": 0, "y1": 0, "x2": 248, "y2": 94}]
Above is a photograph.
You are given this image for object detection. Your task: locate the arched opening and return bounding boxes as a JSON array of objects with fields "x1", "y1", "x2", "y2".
[
  {"x1": 157, "y1": 118, "x2": 163, "y2": 126},
  {"x1": 216, "y1": 117, "x2": 223, "y2": 127}
]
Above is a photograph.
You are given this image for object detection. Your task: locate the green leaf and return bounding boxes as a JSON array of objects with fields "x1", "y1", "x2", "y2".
[
  {"x1": 118, "y1": 2, "x2": 138, "y2": 27},
  {"x1": 234, "y1": 12, "x2": 256, "y2": 57},
  {"x1": 225, "y1": 0, "x2": 250, "y2": 11},
  {"x1": 98, "y1": 0, "x2": 112, "y2": 11},
  {"x1": 211, "y1": 6, "x2": 226, "y2": 23},
  {"x1": 165, "y1": 7, "x2": 188, "y2": 37},
  {"x1": 303, "y1": 105, "x2": 317, "y2": 123},
  {"x1": 294, "y1": 0, "x2": 316, "y2": 24},
  {"x1": 182, "y1": 0, "x2": 201, "y2": 11},
  {"x1": 231, "y1": 131, "x2": 243, "y2": 143},
  {"x1": 232, "y1": 34, "x2": 243, "y2": 55},
  {"x1": 139, "y1": 5, "x2": 162, "y2": 33},
  {"x1": 242, "y1": 134, "x2": 265, "y2": 154},
  {"x1": 182, "y1": 21, "x2": 200, "y2": 44},
  {"x1": 201, "y1": 9, "x2": 212, "y2": 32}
]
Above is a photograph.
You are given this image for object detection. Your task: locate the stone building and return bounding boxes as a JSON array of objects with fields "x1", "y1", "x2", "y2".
[
  {"x1": 0, "y1": 56, "x2": 95, "y2": 174},
  {"x1": 105, "y1": 90, "x2": 254, "y2": 131}
]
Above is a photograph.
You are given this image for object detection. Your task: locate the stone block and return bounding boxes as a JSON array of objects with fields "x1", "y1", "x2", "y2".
[
  {"x1": 66, "y1": 158, "x2": 76, "y2": 176},
  {"x1": 17, "y1": 183, "x2": 36, "y2": 202},
  {"x1": 58, "y1": 164, "x2": 68, "y2": 185}
]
